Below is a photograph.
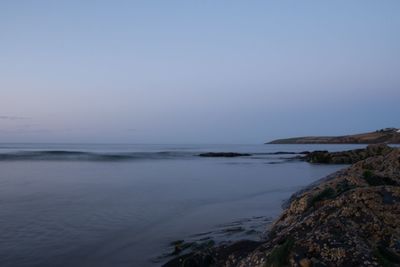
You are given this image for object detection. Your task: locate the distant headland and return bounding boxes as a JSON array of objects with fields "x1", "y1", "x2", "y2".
[{"x1": 267, "y1": 127, "x2": 400, "y2": 144}]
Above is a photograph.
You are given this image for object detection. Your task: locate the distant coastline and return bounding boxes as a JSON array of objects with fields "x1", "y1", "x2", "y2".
[{"x1": 267, "y1": 127, "x2": 400, "y2": 144}]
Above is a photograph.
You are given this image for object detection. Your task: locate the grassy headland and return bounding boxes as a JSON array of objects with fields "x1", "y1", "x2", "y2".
[{"x1": 267, "y1": 128, "x2": 400, "y2": 144}]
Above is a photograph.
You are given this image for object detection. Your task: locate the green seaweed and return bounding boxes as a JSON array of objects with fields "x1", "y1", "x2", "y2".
[
  {"x1": 170, "y1": 240, "x2": 194, "y2": 255},
  {"x1": 309, "y1": 187, "x2": 336, "y2": 208},
  {"x1": 363, "y1": 170, "x2": 374, "y2": 179},
  {"x1": 265, "y1": 237, "x2": 295, "y2": 267},
  {"x1": 336, "y1": 180, "x2": 356, "y2": 195},
  {"x1": 362, "y1": 170, "x2": 397, "y2": 186},
  {"x1": 308, "y1": 151, "x2": 331, "y2": 163},
  {"x1": 374, "y1": 246, "x2": 400, "y2": 267}
]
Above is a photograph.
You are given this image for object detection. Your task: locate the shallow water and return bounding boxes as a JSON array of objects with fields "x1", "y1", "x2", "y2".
[{"x1": 0, "y1": 144, "x2": 364, "y2": 267}]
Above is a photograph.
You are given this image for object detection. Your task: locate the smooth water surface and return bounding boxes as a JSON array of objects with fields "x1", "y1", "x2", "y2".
[{"x1": 0, "y1": 144, "x2": 364, "y2": 267}]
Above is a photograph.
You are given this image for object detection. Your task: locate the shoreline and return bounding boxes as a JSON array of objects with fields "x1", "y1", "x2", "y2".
[{"x1": 163, "y1": 144, "x2": 400, "y2": 266}]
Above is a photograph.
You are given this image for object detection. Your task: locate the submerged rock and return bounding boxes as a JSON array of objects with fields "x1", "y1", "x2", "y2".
[{"x1": 162, "y1": 240, "x2": 261, "y2": 267}]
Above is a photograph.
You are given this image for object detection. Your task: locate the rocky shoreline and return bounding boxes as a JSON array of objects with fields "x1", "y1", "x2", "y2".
[
  {"x1": 301, "y1": 143, "x2": 393, "y2": 164},
  {"x1": 163, "y1": 144, "x2": 400, "y2": 266}
]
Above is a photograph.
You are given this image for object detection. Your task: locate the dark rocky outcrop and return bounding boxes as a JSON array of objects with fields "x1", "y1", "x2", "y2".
[
  {"x1": 198, "y1": 152, "x2": 251, "y2": 158},
  {"x1": 164, "y1": 146, "x2": 400, "y2": 267},
  {"x1": 162, "y1": 241, "x2": 262, "y2": 267},
  {"x1": 303, "y1": 143, "x2": 394, "y2": 164}
]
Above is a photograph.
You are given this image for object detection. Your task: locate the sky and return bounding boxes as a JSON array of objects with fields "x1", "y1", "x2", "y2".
[{"x1": 1, "y1": 1, "x2": 399, "y2": 144}]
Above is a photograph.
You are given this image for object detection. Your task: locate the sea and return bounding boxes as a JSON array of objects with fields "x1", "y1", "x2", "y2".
[{"x1": 0, "y1": 143, "x2": 366, "y2": 267}]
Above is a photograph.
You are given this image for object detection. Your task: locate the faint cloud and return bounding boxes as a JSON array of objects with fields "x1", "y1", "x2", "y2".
[
  {"x1": 126, "y1": 128, "x2": 138, "y2": 132},
  {"x1": 0, "y1": 116, "x2": 30, "y2": 120},
  {"x1": 0, "y1": 128, "x2": 52, "y2": 134},
  {"x1": 0, "y1": 123, "x2": 52, "y2": 134}
]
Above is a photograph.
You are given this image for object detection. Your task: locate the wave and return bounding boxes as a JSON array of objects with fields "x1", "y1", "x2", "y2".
[
  {"x1": 0, "y1": 150, "x2": 305, "y2": 162},
  {"x1": 0, "y1": 150, "x2": 192, "y2": 161}
]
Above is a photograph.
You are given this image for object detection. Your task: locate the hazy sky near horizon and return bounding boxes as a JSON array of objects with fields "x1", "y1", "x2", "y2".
[{"x1": 1, "y1": 1, "x2": 399, "y2": 143}]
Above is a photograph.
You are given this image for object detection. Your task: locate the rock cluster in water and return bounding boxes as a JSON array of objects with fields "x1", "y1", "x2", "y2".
[
  {"x1": 164, "y1": 144, "x2": 400, "y2": 266},
  {"x1": 198, "y1": 152, "x2": 252, "y2": 158},
  {"x1": 303, "y1": 143, "x2": 393, "y2": 164}
]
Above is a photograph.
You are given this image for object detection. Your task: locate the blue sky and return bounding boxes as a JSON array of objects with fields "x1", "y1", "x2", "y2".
[{"x1": 1, "y1": 1, "x2": 399, "y2": 143}]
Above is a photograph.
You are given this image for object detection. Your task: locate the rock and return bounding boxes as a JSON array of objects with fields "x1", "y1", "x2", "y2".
[
  {"x1": 198, "y1": 152, "x2": 251, "y2": 158},
  {"x1": 162, "y1": 240, "x2": 261, "y2": 267},
  {"x1": 303, "y1": 144, "x2": 393, "y2": 164},
  {"x1": 235, "y1": 148, "x2": 400, "y2": 266},
  {"x1": 299, "y1": 258, "x2": 312, "y2": 267}
]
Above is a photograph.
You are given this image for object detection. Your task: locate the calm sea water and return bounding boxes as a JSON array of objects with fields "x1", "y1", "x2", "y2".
[{"x1": 0, "y1": 143, "x2": 365, "y2": 267}]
